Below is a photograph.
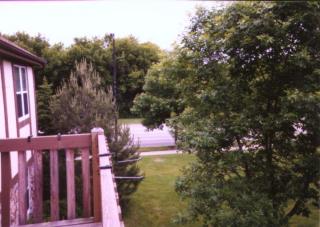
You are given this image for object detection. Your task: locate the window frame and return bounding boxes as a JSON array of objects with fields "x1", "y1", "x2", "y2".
[{"x1": 13, "y1": 65, "x2": 30, "y2": 121}]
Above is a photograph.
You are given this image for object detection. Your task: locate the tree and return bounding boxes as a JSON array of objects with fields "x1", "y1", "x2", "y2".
[
  {"x1": 50, "y1": 59, "x2": 142, "y2": 209},
  {"x1": 61, "y1": 35, "x2": 162, "y2": 117},
  {"x1": 131, "y1": 52, "x2": 184, "y2": 129},
  {"x1": 111, "y1": 36, "x2": 161, "y2": 117},
  {"x1": 2, "y1": 32, "x2": 50, "y2": 57},
  {"x1": 3, "y1": 32, "x2": 162, "y2": 116},
  {"x1": 37, "y1": 77, "x2": 54, "y2": 134},
  {"x1": 161, "y1": 2, "x2": 319, "y2": 226},
  {"x1": 2, "y1": 32, "x2": 70, "y2": 90}
]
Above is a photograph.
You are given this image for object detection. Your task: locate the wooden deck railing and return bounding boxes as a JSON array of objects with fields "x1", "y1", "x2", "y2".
[{"x1": 0, "y1": 128, "x2": 123, "y2": 227}]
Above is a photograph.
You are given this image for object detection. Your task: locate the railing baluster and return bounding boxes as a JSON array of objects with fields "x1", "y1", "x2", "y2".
[
  {"x1": 1, "y1": 152, "x2": 11, "y2": 227},
  {"x1": 33, "y1": 150, "x2": 43, "y2": 223},
  {"x1": 50, "y1": 149, "x2": 59, "y2": 221},
  {"x1": 66, "y1": 148, "x2": 76, "y2": 219},
  {"x1": 18, "y1": 150, "x2": 27, "y2": 225},
  {"x1": 81, "y1": 147, "x2": 91, "y2": 217}
]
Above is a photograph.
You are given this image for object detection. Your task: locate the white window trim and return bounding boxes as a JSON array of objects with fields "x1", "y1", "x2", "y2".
[{"x1": 14, "y1": 65, "x2": 30, "y2": 121}]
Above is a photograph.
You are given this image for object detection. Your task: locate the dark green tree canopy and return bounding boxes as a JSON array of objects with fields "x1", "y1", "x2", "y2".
[
  {"x1": 50, "y1": 59, "x2": 142, "y2": 209},
  {"x1": 50, "y1": 59, "x2": 115, "y2": 135},
  {"x1": 113, "y1": 36, "x2": 162, "y2": 116},
  {"x1": 134, "y1": 2, "x2": 320, "y2": 226},
  {"x1": 37, "y1": 76, "x2": 54, "y2": 134},
  {"x1": 3, "y1": 32, "x2": 161, "y2": 116},
  {"x1": 132, "y1": 52, "x2": 186, "y2": 129}
]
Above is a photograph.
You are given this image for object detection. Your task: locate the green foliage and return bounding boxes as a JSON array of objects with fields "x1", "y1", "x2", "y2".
[
  {"x1": 133, "y1": 2, "x2": 320, "y2": 226},
  {"x1": 65, "y1": 37, "x2": 111, "y2": 88},
  {"x1": 50, "y1": 59, "x2": 115, "y2": 134},
  {"x1": 2, "y1": 32, "x2": 50, "y2": 56},
  {"x1": 125, "y1": 154, "x2": 319, "y2": 227},
  {"x1": 36, "y1": 77, "x2": 54, "y2": 134},
  {"x1": 113, "y1": 37, "x2": 162, "y2": 117},
  {"x1": 2, "y1": 32, "x2": 67, "y2": 88},
  {"x1": 131, "y1": 52, "x2": 185, "y2": 129},
  {"x1": 3, "y1": 32, "x2": 161, "y2": 116},
  {"x1": 50, "y1": 59, "x2": 142, "y2": 209}
]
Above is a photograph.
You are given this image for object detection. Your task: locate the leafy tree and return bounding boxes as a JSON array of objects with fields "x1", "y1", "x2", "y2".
[
  {"x1": 50, "y1": 59, "x2": 142, "y2": 210},
  {"x1": 2, "y1": 32, "x2": 69, "y2": 89},
  {"x1": 37, "y1": 77, "x2": 54, "y2": 134},
  {"x1": 65, "y1": 37, "x2": 111, "y2": 87},
  {"x1": 41, "y1": 43, "x2": 69, "y2": 90},
  {"x1": 131, "y1": 52, "x2": 185, "y2": 129},
  {"x1": 2, "y1": 32, "x2": 50, "y2": 57},
  {"x1": 163, "y1": 2, "x2": 319, "y2": 226},
  {"x1": 3, "y1": 32, "x2": 161, "y2": 116},
  {"x1": 111, "y1": 36, "x2": 161, "y2": 117},
  {"x1": 59, "y1": 36, "x2": 161, "y2": 117}
]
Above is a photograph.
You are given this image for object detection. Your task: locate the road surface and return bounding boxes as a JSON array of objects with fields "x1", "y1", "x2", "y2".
[
  {"x1": 127, "y1": 124, "x2": 175, "y2": 147},
  {"x1": 140, "y1": 150, "x2": 181, "y2": 156}
]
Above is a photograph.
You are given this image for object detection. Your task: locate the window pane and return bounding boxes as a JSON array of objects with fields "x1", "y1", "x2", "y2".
[
  {"x1": 23, "y1": 93, "x2": 29, "y2": 115},
  {"x1": 21, "y1": 68, "x2": 27, "y2": 91},
  {"x1": 17, "y1": 94, "x2": 23, "y2": 117},
  {"x1": 13, "y1": 67, "x2": 21, "y2": 92}
]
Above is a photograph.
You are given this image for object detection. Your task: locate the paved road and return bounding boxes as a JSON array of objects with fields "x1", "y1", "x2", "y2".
[
  {"x1": 127, "y1": 124, "x2": 175, "y2": 147},
  {"x1": 140, "y1": 150, "x2": 181, "y2": 156}
]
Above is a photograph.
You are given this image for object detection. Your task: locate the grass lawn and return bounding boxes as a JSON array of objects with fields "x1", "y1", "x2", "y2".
[
  {"x1": 124, "y1": 154, "x2": 199, "y2": 227},
  {"x1": 124, "y1": 154, "x2": 319, "y2": 227},
  {"x1": 290, "y1": 206, "x2": 319, "y2": 227},
  {"x1": 119, "y1": 118, "x2": 142, "y2": 124}
]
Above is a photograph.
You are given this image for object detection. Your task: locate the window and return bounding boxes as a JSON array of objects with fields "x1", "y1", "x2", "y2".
[{"x1": 13, "y1": 65, "x2": 29, "y2": 119}]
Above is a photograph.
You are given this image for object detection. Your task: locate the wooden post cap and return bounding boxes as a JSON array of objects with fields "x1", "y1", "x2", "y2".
[{"x1": 91, "y1": 128, "x2": 104, "y2": 134}]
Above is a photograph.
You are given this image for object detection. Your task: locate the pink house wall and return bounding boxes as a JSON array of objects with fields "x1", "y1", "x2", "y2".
[
  {"x1": 27, "y1": 66, "x2": 37, "y2": 137},
  {"x1": 0, "y1": 60, "x2": 37, "y2": 225},
  {"x1": 1, "y1": 61, "x2": 37, "y2": 176},
  {"x1": 3, "y1": 60, "x2": 19, "y2": 177},
  {"x1": 0, "y1": 62, "x2": 4, "y2": 192}
]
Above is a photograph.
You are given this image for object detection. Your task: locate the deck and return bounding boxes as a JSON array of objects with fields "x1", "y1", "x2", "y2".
[{"x1": 0, "y1": 128, "x2": 124, "y2": 227}]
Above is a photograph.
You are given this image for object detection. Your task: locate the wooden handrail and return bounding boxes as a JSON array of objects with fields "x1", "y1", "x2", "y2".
[
  {"x1": 98, "y1": 133, "x2": 123, "y2": 227},
  {"x1": 0, "y1": 133, "x2": 91, "y2": 152}
]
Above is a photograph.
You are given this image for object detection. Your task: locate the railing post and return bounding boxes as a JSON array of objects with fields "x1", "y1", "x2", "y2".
[
  {"x1": 66, "y1": 149, "x2": 76, "y2": 219},
  {"x1": 81, "y1": 148, "x2": 91, "y2": 217},
  {"x1": 91, "y1": 127, "x2": 104, "y2": 222},
  {"x1": 18, "y1": 150, "x2": 27, "y2": 225},
  {"x1": 1, "y1": 152, "x2": 11, "y2": 227},
  {"x1": 33, "y1": 150, "x2": 43, "y2": 223},
  {"x1": 50, "y1": 149, "x2": 59, "y2": 221}
]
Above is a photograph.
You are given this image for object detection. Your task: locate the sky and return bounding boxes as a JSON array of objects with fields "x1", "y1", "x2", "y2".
[{"x1": 0, "y1": 0, "x2": 228, "y2": 50}]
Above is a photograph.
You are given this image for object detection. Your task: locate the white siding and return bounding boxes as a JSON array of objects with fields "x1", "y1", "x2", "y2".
[
  {"x1": 2, "y1": 61, "x2": 18, "y2": 177},
  {"x1": 3, "y1": 61, "x2": 17, "y2": 138},
  {"x1": 0, "y1": 63, "x2": 3, "y2": 192},
  {"x1": 0, "y1": 64, "x2": 5, "y2": 138},
  {"x1": 27, "y1": 66, "x2": 37, "y2": 136},
  {"x1": 1, "y1": 62, "x2": 37, "y2": 191},
  {"x1": 19, "y1": 125, "x2": 32, "y2": 160}
]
